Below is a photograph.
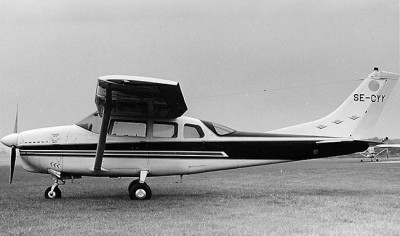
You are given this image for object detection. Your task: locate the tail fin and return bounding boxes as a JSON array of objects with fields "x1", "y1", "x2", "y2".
[{"x1": 270, "y1": 68, "x2": 399, "y2": 138}]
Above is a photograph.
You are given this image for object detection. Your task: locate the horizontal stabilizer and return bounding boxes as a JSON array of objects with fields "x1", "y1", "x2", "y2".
[{"x1": 377, "y1": 144, "x2": 400, "y2": 148}]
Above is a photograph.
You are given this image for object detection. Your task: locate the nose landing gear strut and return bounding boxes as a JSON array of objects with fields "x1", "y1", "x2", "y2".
[{"x1": 45, "y1": 169, "x2": 64, "y2": 199}]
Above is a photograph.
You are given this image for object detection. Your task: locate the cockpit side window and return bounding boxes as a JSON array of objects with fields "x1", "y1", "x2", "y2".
[
  {"x1": 184, "y1": 124, "x2": 204, "y2": 138},
  {"x1": 153, "y1": 122, "x2": 177, "y2": 138},
  {"x1": 76, "y1": 111, "x2": 102, "y2": 134},
  {"x1": 110, "y1": 120, "x2": 147, "y2": 137}
]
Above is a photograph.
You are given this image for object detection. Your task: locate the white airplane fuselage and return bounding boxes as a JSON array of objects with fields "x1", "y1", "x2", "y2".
[{"x1": 14, "y1": 115, "x2": 366, "y2": 178}]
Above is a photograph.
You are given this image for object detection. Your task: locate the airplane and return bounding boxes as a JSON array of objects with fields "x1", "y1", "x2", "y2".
[
  {"x1": 359, "y1": 137, "x2": 400, "y2": 162},
  {"x1": 359, "y1": 146, "x2": 388, "y2": 162},
  {"x1": 1, "y1": 68, "x2": 399, "y2": 200},
  {"x1": 359, "y1": 145, "x2": 400, "y2": 162},
  {"x1": 359, "y1": 139, "x2": 400, "y2": 162}
]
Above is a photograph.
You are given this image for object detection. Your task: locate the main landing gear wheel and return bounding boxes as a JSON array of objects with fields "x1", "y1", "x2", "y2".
[
  {"x1": 129, "y1": 181, "x2": 152, "y2": 200},
  {"x1": 45, "y1": 186, "x2": 62, "y2": 199},
  {"x1": 128, "y1": 171, "x2": 151, "y2": 200}
]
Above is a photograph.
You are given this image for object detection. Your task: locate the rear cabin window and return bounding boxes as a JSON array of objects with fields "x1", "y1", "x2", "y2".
[
  {"x1": 153, "y1": 122, "x2": 177, "y2": 138},
  {"x1": 110, "y1": 121, "x2": 147, "y2": 137},
  {"x1": 213, "y1": 123, "x2": 235, "y2": 136},
  {"x1": 201, "y1": 120, "x2": 235, "y2": 136},
  {"x1": 184, "y1": 124, "x2": 204, "y2": 138}
]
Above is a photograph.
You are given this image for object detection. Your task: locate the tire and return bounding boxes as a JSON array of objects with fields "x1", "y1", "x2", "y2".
[
  {"x1": 128, "y1": 179, "x2": 139, "y2": 193},
  {"x1": 129, "y1": 182, "x2": 152, "y2": 200},
  {"x1": 44, "y1": 186, "x2": 62, "y2": 199}
]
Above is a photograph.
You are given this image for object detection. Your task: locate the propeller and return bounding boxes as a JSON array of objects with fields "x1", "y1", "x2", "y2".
[
  {"x1": 10, "y1": 104, "x2": 18, "y2": 183},
  {"x1": 0, "y1": 104, "x2": 19, "y2": 184}
]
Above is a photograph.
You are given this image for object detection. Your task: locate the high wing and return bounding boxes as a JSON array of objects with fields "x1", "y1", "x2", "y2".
[
  {"x1": 96, "y1": 75, "x2": 187, "y2": 118},
  {"x1": 93, "y1": 75, "x2": 187, "y2": 171}
]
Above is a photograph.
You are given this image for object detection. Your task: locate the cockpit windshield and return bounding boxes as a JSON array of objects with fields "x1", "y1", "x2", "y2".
[
  {"x1": 76, "y1": 111, "x2": 102, "y2": 133},
  {"x1": 201, "y1": 120, "x2": 236, "y2": 136}
]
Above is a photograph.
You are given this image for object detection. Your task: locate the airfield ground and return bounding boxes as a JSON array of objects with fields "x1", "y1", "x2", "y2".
[{"x1": 1, "y1": 157, "x2": 400, "y2": 235}]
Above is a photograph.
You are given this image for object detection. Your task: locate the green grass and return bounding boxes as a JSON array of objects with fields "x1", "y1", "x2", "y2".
[{"x1": 1, "y1": 158, "x2": 400, "y2": 235}]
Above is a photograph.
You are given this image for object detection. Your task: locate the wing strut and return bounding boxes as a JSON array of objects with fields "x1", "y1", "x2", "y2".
[{"x1": 94, "y1": 85, "x2": 112, "y2": 171}]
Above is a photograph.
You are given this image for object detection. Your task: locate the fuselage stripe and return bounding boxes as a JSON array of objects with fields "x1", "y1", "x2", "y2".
[{"x1": 19, "y1": 150, "x2": 229, "y2": 158}]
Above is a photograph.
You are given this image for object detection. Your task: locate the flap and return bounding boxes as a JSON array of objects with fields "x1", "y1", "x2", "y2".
[{"x1": 95, "y1": 75, "x2": 187, "y2": 118}]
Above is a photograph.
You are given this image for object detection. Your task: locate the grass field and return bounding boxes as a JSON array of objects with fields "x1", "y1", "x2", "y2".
[{"x1": 1, "y1": 157, "x2": 400, "y2": 235}]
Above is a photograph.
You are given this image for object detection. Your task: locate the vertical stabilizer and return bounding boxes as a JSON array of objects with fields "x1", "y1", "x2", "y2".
[{"x1": 270, "y1": 68, "x2": 399, "y2": 138}]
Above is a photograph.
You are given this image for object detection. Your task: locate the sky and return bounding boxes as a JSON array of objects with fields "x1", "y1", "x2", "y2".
[{"x1": 0, "y1": 0, "x2": 399, "y2": 152}]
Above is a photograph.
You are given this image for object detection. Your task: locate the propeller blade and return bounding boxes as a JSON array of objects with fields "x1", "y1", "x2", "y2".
[
  {"x1": 10, "y1": 104, "x2": 18, "y2": 184},
  {"x1": 14, "y1": 103, "x2": 18, "y2": 133},
  {"x1": 10, "y1": 147, "x2": 16, "y2": 184}
]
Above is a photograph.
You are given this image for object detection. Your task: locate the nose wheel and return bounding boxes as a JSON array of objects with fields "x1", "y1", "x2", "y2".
[
  {"x1": 128, "y1": 170, "x2": 152, "y2": 200},
  {"x1": 45, "y1": 170, "x2": 64, "y2": 199},
  {"x1": 45, "y1": 185, "x2": 62, "y2": 199}
]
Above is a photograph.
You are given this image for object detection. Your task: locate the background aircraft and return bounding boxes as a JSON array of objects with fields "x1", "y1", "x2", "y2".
[
  {"x1": 358, "y1": 137, "x2": 400, "y2": 162},
  {"x1": 359, "y1": 146, "x2": 388, "y2": 162},
  {"x1": 1, "y1": 68, "x2": 399, "y2": 200}
]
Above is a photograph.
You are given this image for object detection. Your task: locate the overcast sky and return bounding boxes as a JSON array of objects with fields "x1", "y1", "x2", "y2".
[{"x1": 0, "y1": 0, "x2": 399, "y2": 150}]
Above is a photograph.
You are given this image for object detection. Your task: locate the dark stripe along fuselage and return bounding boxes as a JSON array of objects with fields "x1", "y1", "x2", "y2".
[{"x1": 19, "y1": 139, "x2": 368, "y2": 161}]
